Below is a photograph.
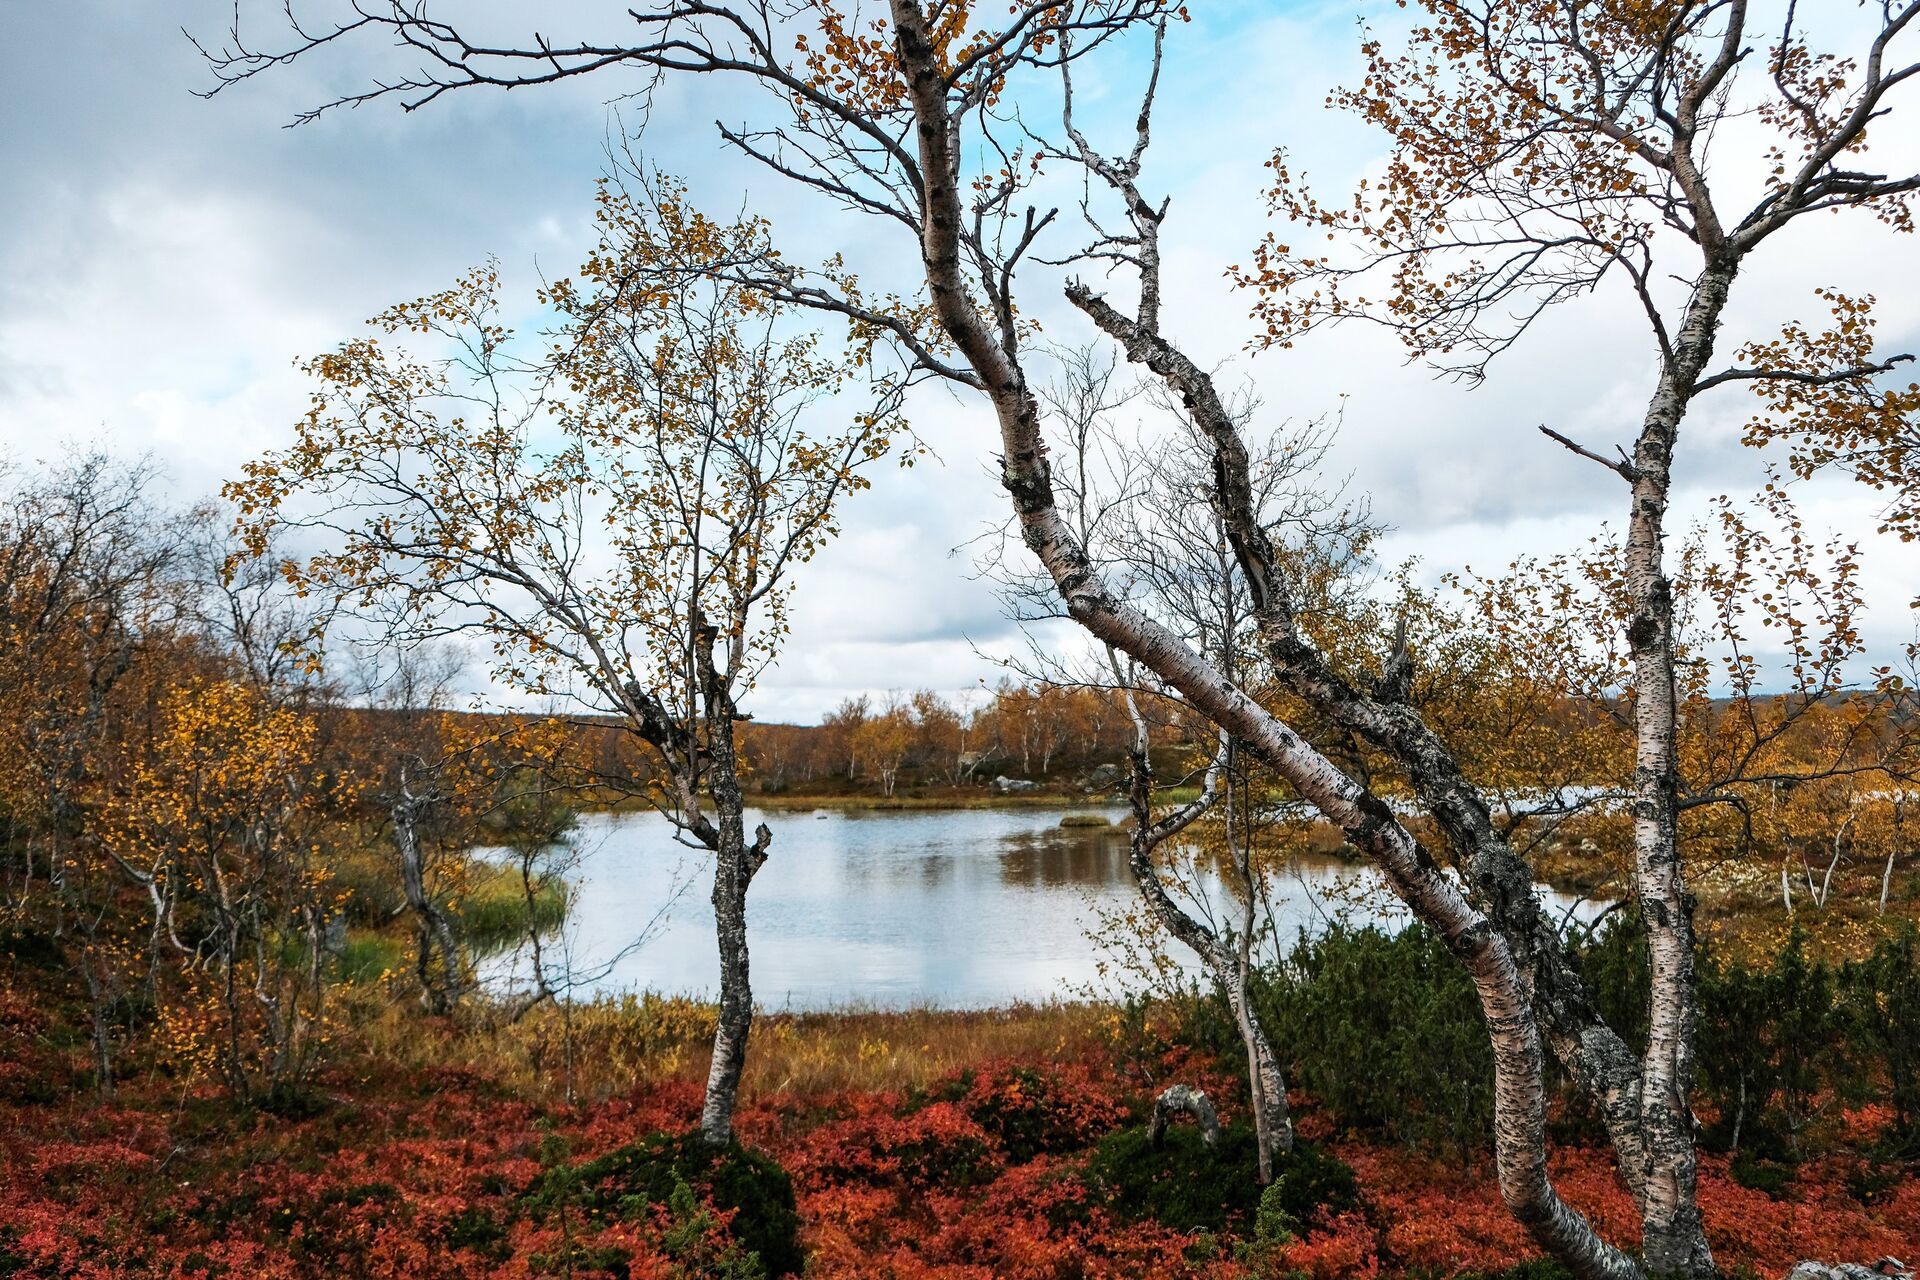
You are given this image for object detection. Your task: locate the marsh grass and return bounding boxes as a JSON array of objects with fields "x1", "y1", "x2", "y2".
[
  {"x1": 738, "y1": 1002, "x2": 1112, "y2": 1094},
  {"x1": 346, "y1": 994, "x2": 1112, "y2": 1103},
  {"x1": 453, "y1": 862, "x2": 568, "y2": 953},
  {"x1": 335, "y1": 932, "x2": 406, "y2": 985}
]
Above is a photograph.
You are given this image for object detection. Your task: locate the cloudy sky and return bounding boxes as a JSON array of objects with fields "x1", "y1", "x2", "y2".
[{"x1": 5, "y1": 2, "x2": 1918, "y2": 722}]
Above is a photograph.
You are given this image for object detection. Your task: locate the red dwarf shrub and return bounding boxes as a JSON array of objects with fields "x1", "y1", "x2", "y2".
[
  {"x1": 944, "y1": 1061, "x2": 1123, "y2": 1162},
  {"x1": 800, "y1": 1098, "x2": 999, "y2": 1189}
]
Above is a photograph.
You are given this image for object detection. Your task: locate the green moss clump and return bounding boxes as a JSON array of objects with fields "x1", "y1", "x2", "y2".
[
  {"x1": 1255, "y1": 1141, "x2": 1360, "y2": 1237},
  {"x1": 526, "y1": 1130, "x2": 802, "y2": 1278},
  {"x1": 1729, "y1": 1153, "x2": 1794, "y2": 1199},
  {"x1": 1083, "y1": 1123, "x2": 1256, "y2": 1231},
  {"x1": 1455, "y1": 1264, "x2": 1577, "y2": 1280},
  {"x1": 1082, "y1": 1126, "x2": 1358, "y2": 1235}
]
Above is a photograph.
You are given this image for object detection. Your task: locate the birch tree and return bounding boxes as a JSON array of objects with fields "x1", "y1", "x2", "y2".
[
  {"x1": 225, "y1": 182, "x2": 906, "y2": 1144},
  {"x1": 1006, "y1": 345, "x2": 1372, "y2": 1183},
  {"x1": 348, "y1": 647, "x2": 474, "y2": 1015},
  {"x1": 1236, "y1": 7, "x2": 1920, "y2": 1270}
]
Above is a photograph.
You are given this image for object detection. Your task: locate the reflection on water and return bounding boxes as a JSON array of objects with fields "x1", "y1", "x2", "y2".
[
  {"x1": 480, "y1": 806, "x2": 1602, "y2": 1010},
  {"x1": 996, "y1": 828, "x2": 1132, "y2": 888}
]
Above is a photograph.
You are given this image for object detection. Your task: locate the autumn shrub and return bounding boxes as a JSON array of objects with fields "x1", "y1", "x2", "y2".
[
  {"x1": 1079, "y1": 1123, "x2": 1357, "y2": 1235},
  {"x1": 911, "y1": 1061, "x2": 1120, "y2": 1162},
  {"x1": 803, "y1": 1098, "x2": 1000, "y2": 1190},
  {"x1": 1257, "y1": 1141, "x2": 1362, "y2": 1237},
  {"x1": 1081, "y1": 1119, "x2": 1261, "y2": 1231},
  {"x1": 1840, "y1": 923, "x2": 1920, "y2": 1154},
  {"x1": 1199, "y1": 915, "x2": 1920, "y2": 1165},
  {"x1": 1694, "y1": 930, "x2": 1850, "y2": 1158},
  {"x1": 1561, "y1": 917, "x2": 1920, "y2": 1162},
  {"x1": 527, "y1": 1129, "x2": 802, "y2": 1277},
  {"x1": 1249, "y1": 924, "x2": 1494, "y2": 1159},
  {"x1": 1671, "y1": 923, "x2": 1920, "y2": 1158}
]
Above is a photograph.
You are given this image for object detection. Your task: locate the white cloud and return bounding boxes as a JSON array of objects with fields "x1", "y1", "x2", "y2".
[{"x1": 4, "y1": 1, "x2": 1916, "y2": 721}]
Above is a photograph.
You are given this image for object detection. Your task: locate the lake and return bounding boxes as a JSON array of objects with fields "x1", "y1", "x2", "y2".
[{"x1": 479, "y1": 805, "x2": 1607, "y2": 1010}]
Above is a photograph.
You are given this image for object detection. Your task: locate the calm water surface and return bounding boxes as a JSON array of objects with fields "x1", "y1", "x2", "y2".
[{"x1": 481, "y1": 806, "x2": 1603, "y2": 1010}]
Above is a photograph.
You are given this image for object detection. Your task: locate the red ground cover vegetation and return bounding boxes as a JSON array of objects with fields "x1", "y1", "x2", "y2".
[{"x1": 2, "y1": 971, "x2": 1914, "y2": 1280}]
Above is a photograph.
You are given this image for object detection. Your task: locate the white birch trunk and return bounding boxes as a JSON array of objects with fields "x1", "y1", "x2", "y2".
[
  {"x1": 696, "y1": 637, "x2": 770, "y2": 1147},
  {"x1": 1624, "y1": 269, "x2": 1732, "y2": 1279},
  {"x1": 1115, "y1": 705, "x2": 1294, "y2": 1174},
  {"x1": 392, "y1": 783, "x2": 463, "y2": 1015},
  {"x1": 884, "y1": 8, "x2": 1637, "y2": 1272}
]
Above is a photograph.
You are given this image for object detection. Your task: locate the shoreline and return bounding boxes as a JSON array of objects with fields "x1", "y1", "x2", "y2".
[
  {"x1": 583, "y1": 787, "x2": 1132, "y2": 814},
  {"x1": 752, "y1": 791, "x2": 1118, "y2": 811}
]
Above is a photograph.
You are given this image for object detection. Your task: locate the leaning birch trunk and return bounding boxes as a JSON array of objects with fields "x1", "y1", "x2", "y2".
[
  {"x1": 1078, "y1": 243, "x2": 1661, "y2": 1267},
  {"x1": 1622, "y1": 268, "x2": 1733, "y2": 1280},
  {"x1": 888, "y1": 7, "x2": 1636, "y2": 1274}
]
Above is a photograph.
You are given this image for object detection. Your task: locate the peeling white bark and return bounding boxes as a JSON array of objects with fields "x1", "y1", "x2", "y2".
[
  {"x1": 1150, "y1": 1083, "x2": 1222, "y2": 1149},
  {"x1": 1624, "y1": 268, "x2": 1733, "y2": 1278},
  {"x1": 885, "y1": 6, "x2": 1637, "y2": 1274}
]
